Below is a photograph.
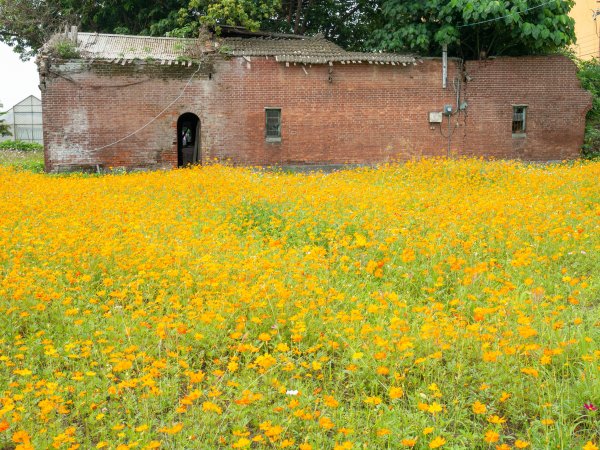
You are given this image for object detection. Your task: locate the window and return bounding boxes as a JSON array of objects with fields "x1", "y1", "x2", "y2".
[
  {"x1": 265, "y1": 108, "x2": 281, "y2": 142},
  {"x1": 512, "y1": 105, "x2": 527, "y2": 136}
]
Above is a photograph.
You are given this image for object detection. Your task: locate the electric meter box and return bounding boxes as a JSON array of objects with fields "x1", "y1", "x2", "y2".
[{"x1": 429, "y1": 112, "x2": 443, "y2": 123}]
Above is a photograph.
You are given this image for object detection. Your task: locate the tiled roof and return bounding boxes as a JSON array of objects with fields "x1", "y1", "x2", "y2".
[
  {"x1": 72, "y1": 33, "x2": 209, "y2": 63},
  {"x1": 54, "y1": 32, "x2": 417, "y2": 65},
  {"x1": 223, "y1": 36, "x2": 344, "y2": 57},
  {"x1": 224, "y1": 37, "x2": 416, "y2": 64}
]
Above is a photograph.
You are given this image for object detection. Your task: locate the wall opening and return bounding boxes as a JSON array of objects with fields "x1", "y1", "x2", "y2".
[{"x1": 177, "y1": 113, "x2": 200, "y2": 167}]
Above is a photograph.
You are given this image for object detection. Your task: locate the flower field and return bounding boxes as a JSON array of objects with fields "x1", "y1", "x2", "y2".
[{"x1": 0, "y1": 159, "x2": 598, "y2": 449}]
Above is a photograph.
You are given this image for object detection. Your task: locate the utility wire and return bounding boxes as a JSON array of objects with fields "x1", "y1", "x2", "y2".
[
  {"x1": 576, "y1": 50, "x2": 600, "y2": 58},
  {"x1": 457, "y1": 0, "x2": 560, "y2": 28},
  {"x1": 92, "y1": 63, "x2": 205, "y2": 152}
]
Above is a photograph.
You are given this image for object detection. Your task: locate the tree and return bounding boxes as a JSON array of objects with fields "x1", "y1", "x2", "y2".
[
  {"x1": 262, "y1": 0, "x2": 383, "y2": 51},
  {"x1": 0, "y1": 0, "x2": 186, "y2": 59},
  {"x1": 0, "y1": 106, "x2": 11, "y2": 137},
  {"x1": 372, "y1": 0, "x2": 575, "y2": 59},
  {"x1": 1, "y1": 0, "x2": 577, "y2": 61},
  {"x1": 0, "y1": 0, "x2": 72, "y2": 59}
]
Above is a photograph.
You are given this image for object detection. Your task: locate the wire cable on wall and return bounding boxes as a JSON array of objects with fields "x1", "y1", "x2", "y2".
[{"x1": 92, "y1": 63, "x2": 206, "y2": 152}]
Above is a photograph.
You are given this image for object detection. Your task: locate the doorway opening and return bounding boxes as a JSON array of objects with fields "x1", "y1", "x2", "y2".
[{"x1": 177, "y1": 113, "x2": 200, "y2": 167}]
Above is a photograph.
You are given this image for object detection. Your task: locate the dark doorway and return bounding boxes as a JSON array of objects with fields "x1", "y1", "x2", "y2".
[{"x1": 177, "y1": 113, "x2": 200, "y2": 167}]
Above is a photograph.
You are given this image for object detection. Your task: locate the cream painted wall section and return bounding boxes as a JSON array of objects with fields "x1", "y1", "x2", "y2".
[{"x1": 571, "y1": 0, "x2": 600, "y2": 59}]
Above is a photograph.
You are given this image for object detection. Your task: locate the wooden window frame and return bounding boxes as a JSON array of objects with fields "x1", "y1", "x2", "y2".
[
  {"x1": 265, "y1": 108, "x2": 282, "y2": 142},
  {"x1": 512, "y1": 105, "x2": 527, "y2": 138}
]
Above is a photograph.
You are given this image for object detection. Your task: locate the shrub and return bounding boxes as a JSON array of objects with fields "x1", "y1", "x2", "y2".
[
  {"x1": 577, "y1": 59, "x2": 600, "y2": 158},
  {"x1": 49, "y1": 37, "x2": 80, "y2": 59},
  {"x1": 0, "y1": 140, "x2": 43, "y2": 151}
]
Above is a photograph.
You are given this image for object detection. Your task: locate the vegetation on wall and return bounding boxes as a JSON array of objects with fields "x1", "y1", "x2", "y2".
[{"x1": 577, "y1": 58, "x2": 600, "y2": 159}]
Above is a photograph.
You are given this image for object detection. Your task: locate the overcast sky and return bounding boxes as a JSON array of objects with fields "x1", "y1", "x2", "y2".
[{"x1": 0, "y1": 42, "x2": 41, "y2": 110}]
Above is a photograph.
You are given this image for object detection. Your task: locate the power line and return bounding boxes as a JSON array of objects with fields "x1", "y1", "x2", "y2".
[
  {"x1": 457, "y1": 0, "x2": 561, "y2": 28},
  {"x1": 577, "y1": 50, "x2": 600, "y2": 58}
]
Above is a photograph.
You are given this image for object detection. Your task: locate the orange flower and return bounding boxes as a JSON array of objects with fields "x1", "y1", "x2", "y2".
[
  {"x1": 429, "y1": 436, "x2": 446, "y2": 448},
  {"x1": 484, "y1": 430, "x2": 500, "y2": 443},
  {"x1": 472, "y1": 401, "x2": 486, "y2": 414},
  {"x1": 389, "y1": 386, "x2": 404, "y2": 399}
]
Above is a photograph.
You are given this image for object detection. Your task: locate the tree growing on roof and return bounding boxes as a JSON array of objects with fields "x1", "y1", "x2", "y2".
[{"x1": 372, "y1": 0, "x2": 576, "y2": 60}]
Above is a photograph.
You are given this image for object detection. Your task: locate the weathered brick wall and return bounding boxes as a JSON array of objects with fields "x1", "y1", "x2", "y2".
[
  {"x1": 459, "y1": 56, "x2": 591, "y2": 160},
  {"x1": 41, "y1": 54, "x2": 591, "y2": 172}
]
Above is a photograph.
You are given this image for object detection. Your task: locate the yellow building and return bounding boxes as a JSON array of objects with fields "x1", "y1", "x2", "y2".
[{"x1": 571, "y1": 0, "x2": 600, "y2": 59}]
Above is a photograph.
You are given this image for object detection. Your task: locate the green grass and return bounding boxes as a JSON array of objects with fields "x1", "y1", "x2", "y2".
[{"x1": 0, "y1": 148, "x2": 45, "y2": 172}]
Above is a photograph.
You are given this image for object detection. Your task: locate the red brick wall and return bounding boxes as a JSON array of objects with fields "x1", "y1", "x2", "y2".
[
  {"x1": 41, "y1": 55, "x2": 591, "y2": 172},
  {"x1": 459, "y1": 56, "x2": 591, "y2": 160}
]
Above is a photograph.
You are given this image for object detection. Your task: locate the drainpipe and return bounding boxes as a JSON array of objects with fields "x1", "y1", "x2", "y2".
[{"x1": 442, "y1": 44, "x2": 447, "y2": 89}]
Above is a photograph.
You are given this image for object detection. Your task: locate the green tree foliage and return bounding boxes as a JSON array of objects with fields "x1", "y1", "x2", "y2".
[
  {"x1": 0, "y1": 0, "x2": 577, "y2": 60},
  {"x1": 172, "y1": 0, "x2": 382, "y2": 51},
  {"x1": 373, "y1": 0, "x2": 575, "y2": 59},
  {"x1": 1, "y1": 0, "x2": 382, "y2": 57},
  {"x1": 0, "y1": 0, "x2": 185, "y2": 59},
  {"x1": 577, "y1": 58, "x2": 600, "y2": 158},
  {"x1": 263, "y1": 0, "x2": 383, "y2": 51},
  {"x1": 0, "y1": 111, "x2": 11, "y2": 137},
  {"x1": 169, "y1": 0, "x2": 281, "y2": 37}
]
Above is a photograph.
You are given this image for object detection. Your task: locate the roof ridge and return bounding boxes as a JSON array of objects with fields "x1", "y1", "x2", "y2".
[{"x1": 77, "y1": 32, "x2": 197, "y2": 41}]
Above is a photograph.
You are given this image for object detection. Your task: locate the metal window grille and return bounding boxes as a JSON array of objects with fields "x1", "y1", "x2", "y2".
[
  {"x1": 265, "y1": 108, "x2": 281, "y2": 140},
  {"x1": 512, "y1": 106, "x2": 526, "y2": 134}
]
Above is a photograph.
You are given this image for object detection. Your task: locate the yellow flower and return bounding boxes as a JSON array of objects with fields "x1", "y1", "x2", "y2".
[
  {"x1": 232, "y1": 438, "x2": 251, "y2": 448},
  {"x1": 583, "y1": 442, "x2": 598, "y2": 450},
  {"x1": 499, "y1": 392, "x2": 511, "y2": 403},
  {"x1": 319, "y1": 417, "x2": 335, "y2": 430},
  {"x1": 158, "y1": 423, "x2": 183, "y2": 435},
  {"x1": 364, "y1": 396, "x2": 382, "y2": 405},
  {"x1": 520, "y1": 367, "x2": 539, "y2": 378},
  {"x1": 202, "y1": 401, "x2": 223, "y2": 415},
  {"x1": 487, "y1": 415, "x2": 507, "y2": 425},
  {"x1": 324, "y1": 395, "x2": 340, "y2": 408},
  {"x1": 429, "y1": 436, "x2": 446, "y2": 448},
  {"x1": 428, "y1": 402, "x2": 443, "y2": 414},
  {"x1": 484, "y1": 430, "x2": 500, "y2": 443},
  {"x1": 472, "y1": 401, "x2": 486, "y2": 414},
  {"x1": 389, "y1": 386, "x2": 404, "y2": 399},
  {"x1": 514, "y1": 440, "x2": 530, "y2": 448}
]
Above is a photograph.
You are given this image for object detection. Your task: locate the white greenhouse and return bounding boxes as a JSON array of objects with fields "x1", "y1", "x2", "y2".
[{"x1": 0, "y1": 95, "x2": 43, "y2": 144}]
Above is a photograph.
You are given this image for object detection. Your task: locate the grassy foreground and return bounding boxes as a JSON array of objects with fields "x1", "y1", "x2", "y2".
[
  {"x1": 0, "y1": 149, "x2": 44, "y2": 173},
  {"x1": 0, "y1": 160, "x2": 598, "y2": 450}
]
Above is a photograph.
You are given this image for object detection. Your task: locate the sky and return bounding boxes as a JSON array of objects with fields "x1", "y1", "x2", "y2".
[{"x1": 0, "y1": 42, "x2": 41, "y2": 111}]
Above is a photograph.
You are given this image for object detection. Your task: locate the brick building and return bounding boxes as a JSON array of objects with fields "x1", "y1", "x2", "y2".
[{"x1": 39, "y1": 29, "x2": 592, "y2": 172}]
